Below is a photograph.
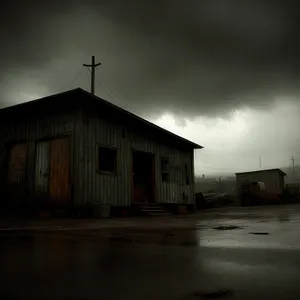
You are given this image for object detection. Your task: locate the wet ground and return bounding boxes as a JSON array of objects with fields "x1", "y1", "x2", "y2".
[{"x1": 1, "y1": 205, "x2": 300, "y2": 299}]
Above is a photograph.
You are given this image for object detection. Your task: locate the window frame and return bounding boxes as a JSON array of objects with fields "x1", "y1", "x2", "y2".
[
  {"x1": 96, "y1": 144, "x2": 117, "y2": 175},
  {"x1": 160, "y1": 156, "x2": 170, "y2": 183}
]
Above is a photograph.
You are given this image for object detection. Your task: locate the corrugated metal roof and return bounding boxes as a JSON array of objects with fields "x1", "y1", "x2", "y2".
[
  {"x1": 0, "y1": 88, "x2": 203, "y2": 149},
  {"x1": 235, "y1": 168, "x2": 287, "y2": 176}
]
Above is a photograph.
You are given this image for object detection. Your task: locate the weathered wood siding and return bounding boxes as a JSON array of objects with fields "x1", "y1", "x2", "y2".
[
  {"x1": 75, "y1": 110, "x2": 195, "y2": 207},
  {"x1": 0, "y1": 111, "x2": 76, "y2": 207}
]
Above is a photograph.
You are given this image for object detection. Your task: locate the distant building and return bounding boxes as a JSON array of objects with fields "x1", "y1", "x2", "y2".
[
  {"x1": 235, "y1": 168, "x2": 286, "y2": 195},
  {"x1": 285, "y1": 182, "x2": 300, "y2": 196},
  {"x1": 0, "y1": 88, "x2": 203, "y2": 215}
]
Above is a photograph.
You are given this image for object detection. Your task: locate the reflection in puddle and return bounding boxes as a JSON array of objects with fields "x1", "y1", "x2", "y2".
[
  {"x1": 193, "y1": 288, "x2": 234, "y2": 298},
  {"x1": 107, "y1": 229, "x2": 200, "y2": 247},
  {"x1": 249, "y1": 232, "x2": 270, "y2": 235}
]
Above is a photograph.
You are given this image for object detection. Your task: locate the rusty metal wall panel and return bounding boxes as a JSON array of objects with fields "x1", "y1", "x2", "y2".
[
  {"x1": 49, "y1": 136, "x2": 70, "y2": 204},
  {"x1": 7, "y1": 142, "x2": 27, "y2": 201},
  {"x1": 0, "y1": 111, "x2": 76, "y2": 207},
  {"x1": 35, "y1": 140, "x2": 50, "y2": 201},
  {"x1": 7, "y1": 143, "x2": 27, "y2": 183}
]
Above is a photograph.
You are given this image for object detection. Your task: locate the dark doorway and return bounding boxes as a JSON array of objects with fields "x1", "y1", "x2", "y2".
[
  {"x1": 49, "y1": 136, "x2": 71, "y2": 205},
  {"x1": 132, "y1": 151, "x2": 155, "y2": 203}
]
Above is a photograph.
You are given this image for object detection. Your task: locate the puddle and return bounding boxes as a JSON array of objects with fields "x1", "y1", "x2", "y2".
[
  {"x1": 107, "y1": 230, "x2": 199, "y2": 246},
  {"x1": 249, "y1": 232, "x2": 270, "y2": 235},
  {"x1": 180, "y1": 241, "x2": 197, "y2": 246},
  {"x1": 193, "y1": 289, "x2": 234, "y2": 298},
  {"x1": 108, "y1": 236, "x2": 136, "y2": 243},
  {"x1": 213, "y1": 226, "x2": 242, "y2": 231}
]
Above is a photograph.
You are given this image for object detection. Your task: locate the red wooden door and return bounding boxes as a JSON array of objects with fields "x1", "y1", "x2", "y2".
[
  {"x1": 49, "y1": 136, "x2": 70, "y2": 204},
  {"x1": 132, "y1": 151, "x2": 155, "y2": 203}
]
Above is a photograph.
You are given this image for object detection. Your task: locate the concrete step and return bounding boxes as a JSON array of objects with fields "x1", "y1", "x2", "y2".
[
  {"x1": 133, "y1": 202, "x2": 171, "y2": 216},
  {"x1": 142, "y1": 209, "x2": 166, "y2": 213},
  {"x1": 148, "y1": 212, "x2": 172, "y2": 217},
  {"x1": 142, "y1": 207, "x2": 164, "y2": 211}
]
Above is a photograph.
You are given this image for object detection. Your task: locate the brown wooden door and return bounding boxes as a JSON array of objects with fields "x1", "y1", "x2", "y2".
[
  {"x1": 49, "y1": 136, "x2": 70, "y2": 204},
  {"x1": 35, "y1": 140, "x2": 50, "y2": 202},
  {"x1": 7, "y1": 142, "x2": 27, "y2": 201}
]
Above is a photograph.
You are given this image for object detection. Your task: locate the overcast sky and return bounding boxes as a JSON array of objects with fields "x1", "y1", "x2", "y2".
[{"x1": 1, "y1": 0, "x2": 300, "y2": 175}]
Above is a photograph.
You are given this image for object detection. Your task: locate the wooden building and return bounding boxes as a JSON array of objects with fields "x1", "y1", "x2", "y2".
[{"x1": 0, "y1": 88, "x2": 203, "y2": 215}]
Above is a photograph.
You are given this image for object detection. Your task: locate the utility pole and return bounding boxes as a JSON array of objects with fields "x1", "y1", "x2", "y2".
[
  {"x1": 291, "y1": 156, "x2": 295, "y2": 177},
  {"x1": 83, "y1": 56, "x2": 101, "y2": 95}
]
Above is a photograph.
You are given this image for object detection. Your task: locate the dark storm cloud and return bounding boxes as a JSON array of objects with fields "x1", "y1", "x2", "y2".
[{"x1": 1, "y1": 0, "x2": 300, "y2": 117}]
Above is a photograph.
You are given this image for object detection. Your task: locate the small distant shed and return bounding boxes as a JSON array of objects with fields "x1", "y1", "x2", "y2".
[{"x1": 235, "y1": 168, "x2": 286, "y2": 195}]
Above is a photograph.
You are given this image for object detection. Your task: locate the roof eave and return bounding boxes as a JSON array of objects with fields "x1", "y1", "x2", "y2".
[
  {"x1": 194, "y1": 145, "x2": 204, "y2": 149},
  {"x1": 79, "y1": 88, "x2": 204, "y2": 149},
  {"x1": 235, "y1": 168, "x2": 287, "y2": 176},
  {"x1": 0, "y1": 87, "x2": 204, "y2": 149}
]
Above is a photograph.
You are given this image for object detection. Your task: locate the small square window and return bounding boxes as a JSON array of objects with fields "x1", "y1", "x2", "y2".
[
  {"x1": 161, "y1": 157, "x2": 169, "y2": 182},
  {"x1": 162, "y1": 172, "x2": 169, "y2": 182},
  {"x1": 97, "y1": 146, "x2": 117, "y2": 173},
  {"x1": 161, "y1": 157, "x2": 169, "y2": 172}
]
